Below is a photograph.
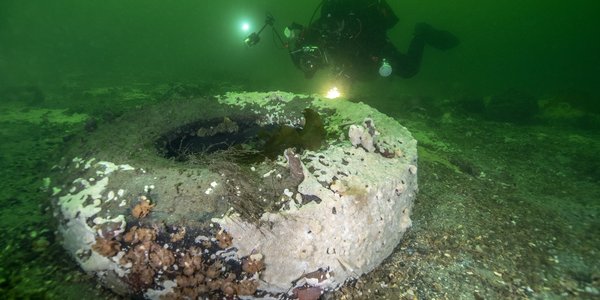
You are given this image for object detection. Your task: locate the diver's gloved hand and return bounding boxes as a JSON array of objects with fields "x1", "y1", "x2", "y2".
[
  {"x1": 284, "y1": 22, "x2": 304, "y2": 39},
  {"x1": 414, "y1": 22, "x2": 460, "y2": 50}
]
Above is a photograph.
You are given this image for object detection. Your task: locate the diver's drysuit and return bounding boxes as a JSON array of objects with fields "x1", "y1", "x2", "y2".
[{"x1": 289, "y1": 0, "x2": 459, "y2": 80}]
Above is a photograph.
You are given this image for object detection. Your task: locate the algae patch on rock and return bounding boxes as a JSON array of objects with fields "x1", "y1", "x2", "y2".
[{"x1": 263, "y1": 108, "x2": 327, "y2": 158}]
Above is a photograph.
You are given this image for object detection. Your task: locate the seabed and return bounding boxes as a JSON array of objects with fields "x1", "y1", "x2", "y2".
[{"x1": 0, "y1": 81, "x2": 599, "y2": 299}]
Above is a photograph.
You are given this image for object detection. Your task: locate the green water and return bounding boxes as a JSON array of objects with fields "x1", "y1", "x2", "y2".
[
  {"x1": 2, "y1": 1, "x2": 599, "y2": 95},
  {"x1": 1, "y1": 1, "x2": 599, "y2": 299}
]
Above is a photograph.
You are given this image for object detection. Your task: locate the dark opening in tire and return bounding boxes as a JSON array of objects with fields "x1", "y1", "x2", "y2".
[{"x1": 154, "y1": 115, "x2": 279, "y2": 163}]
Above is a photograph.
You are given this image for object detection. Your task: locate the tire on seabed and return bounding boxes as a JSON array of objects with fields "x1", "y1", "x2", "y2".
[{"x1": 49, "y1": 91, "x2": 418, "y2": 299}]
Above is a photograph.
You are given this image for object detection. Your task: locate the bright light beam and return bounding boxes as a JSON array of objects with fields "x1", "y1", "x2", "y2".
[
  {"x1": 326, "y1": 86, "x2": 341, "y2": 99},
  {"x1": 241, "y1": 22, "x2": 250, "y2": 32}
]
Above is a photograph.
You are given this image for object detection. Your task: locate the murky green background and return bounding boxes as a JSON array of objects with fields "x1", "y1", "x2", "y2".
[
  {"x1": 1, "y1": 0, "x2": 599, "y2": 97},
  {"x1": 1, "y1": 1, "x2": 600, "y2": 299}
]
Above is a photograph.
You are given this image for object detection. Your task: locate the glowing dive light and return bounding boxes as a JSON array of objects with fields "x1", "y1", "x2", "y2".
[
  {"x1": 326, "y1": 86, "x2": 341, "y2": 99},
  {"x1": 241, "y1": 22, "x2": 250, "y2": 32}
]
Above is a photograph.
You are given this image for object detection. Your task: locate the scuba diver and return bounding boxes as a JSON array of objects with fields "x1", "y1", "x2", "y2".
[{"x1": 285, "y1": 0, "x2": 460, "y2": 81}]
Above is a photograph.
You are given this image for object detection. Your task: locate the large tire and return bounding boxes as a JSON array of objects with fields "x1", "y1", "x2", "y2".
[{"x1": 50, "y1": 91, "x2": 418, "y2": 298}]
